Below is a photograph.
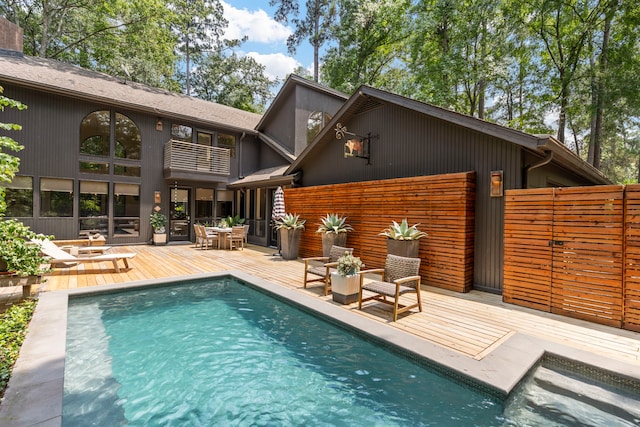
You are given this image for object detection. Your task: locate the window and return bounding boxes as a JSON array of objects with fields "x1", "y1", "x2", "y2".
[
  {"x1": 218, "y1": 133, "x2": 236, "y2": 158},
  {"x1": 79, "y1": 181, "x2": 108, "y2": 234},
  {"x1": 195, "y1": 188, "x2": 214, "y2": 225},
  {"x1": 40, "y1": 178, "x2": 73, "y2": 217},
  {"x1": 114, "y1": 164, "x2": 141, "y2": 177},
  {"x1": 115, "y1": 113, "x2": 141, "y2": 160},
  {"x1": 80, "y1": 111, "x2": 110, "y2": 156},
  {"x1": 307, "y1": 111, "x2": 331, "y2": 144},
  {"x1": 3, "y1": 176, "x2": 33, "y2": 217},
  {"x1": 171, "y1": 124, "x2": 193, "y2": 142},
  {"x1": 113, "y1": 183, "x2": 140, "y2": 237},
  {"x1": 216, "y1": 190, "x2": 233, "y2": 221},
  {"x1": 79, "y1": 161, "x2": 109, "y2": 174}
]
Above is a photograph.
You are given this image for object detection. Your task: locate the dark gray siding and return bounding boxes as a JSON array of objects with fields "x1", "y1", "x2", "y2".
[
  {"x1": 294, "y1": 85, "x2": 344, "y2": 156},
  {"x1": 298, "y1": 103, "x2": 523, "y2": 292},
  {"x1": 261, "y1": 94, "x2": 296, "y2": 154}
]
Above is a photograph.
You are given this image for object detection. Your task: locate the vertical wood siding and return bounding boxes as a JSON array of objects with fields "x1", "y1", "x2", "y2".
[{"x1": 284, "y1": 172, "x2": 476, "y2": 293}]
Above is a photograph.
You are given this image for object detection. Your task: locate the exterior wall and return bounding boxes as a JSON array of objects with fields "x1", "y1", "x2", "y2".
[
  {"x1": 293, "y1": 85, "x2": 344, "y2": 156},
  {"x1": 261, "y1": 94, "x2": 296, "y2": 154},
  {"x1": 297, "y1": 103, "x2": 523, "y2": 292},
  {"x1": 1, "y1": 83, "x2": 250, "y2": 244}
]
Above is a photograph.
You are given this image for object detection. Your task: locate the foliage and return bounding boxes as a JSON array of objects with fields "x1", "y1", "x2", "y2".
[
  {"x1": 0, "y1": 298, "x2": 36, "y2": 398},
  {"x1": 316, "y1": 213, "x2": 353, "y2": 234},
  {"x1": 379, "y1": 219, "x2": 427, "y2": 241},
  {"x1": 149, "y1": 211, "x2": 167, "y2": 233},
  {"x1": 218, "y1": 214, "x2": 245, "y2": 228},
  {"x1": 0, "y1": 85, "x2": 27, "y2": 215},
  {"x1": 275, "y1": 213, "x2": 306, "y2": 230},
  {"x1": 337, "y1": 251, "x2": 362, "y2": 276},
  {"x1": 0, "y1": 220, "x2": 51, "y2": 277}
]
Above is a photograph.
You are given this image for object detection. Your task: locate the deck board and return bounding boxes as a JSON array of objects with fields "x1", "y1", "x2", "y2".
[{"x1": 3, "y1": 243, "x2": 639, "y2": 364}]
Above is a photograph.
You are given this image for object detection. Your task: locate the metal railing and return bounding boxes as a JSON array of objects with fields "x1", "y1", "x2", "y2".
[{"x1": 164, "y1": 139, "x2": 231, "y2": 175}]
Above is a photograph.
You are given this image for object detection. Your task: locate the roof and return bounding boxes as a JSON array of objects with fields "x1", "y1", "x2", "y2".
[
  {"x1": 227, "y1": 165, "x2": 299, "y2": 189},
  {"x1": 0, "y1": 52, "x2": 262, "y2": 133},
  {"x1": 286, "y1": 85, "x2": 610, "y2": 185},
  {"x1": 255, "y1": 74, "x2": 349, "y2": 131}
]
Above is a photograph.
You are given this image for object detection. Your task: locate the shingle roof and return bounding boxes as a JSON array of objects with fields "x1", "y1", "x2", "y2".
[{"x1": 0, "y1": 52, "x2": 262, "y2": 132}]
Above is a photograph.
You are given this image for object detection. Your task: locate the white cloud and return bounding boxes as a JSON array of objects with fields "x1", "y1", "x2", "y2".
[
  {"x1": 246, "y1": 52, "x2": 301, "y2": 82},
  {"x1": 221, "y1": 1, "x2": 291, "y2": 44}
]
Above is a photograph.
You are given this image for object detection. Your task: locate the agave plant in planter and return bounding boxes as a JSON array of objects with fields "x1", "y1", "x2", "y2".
[
  {"x1": 275, "y1": 213, "x2": 306, "y2": 260},
  {"x1": 379, "y1": 219, "x2": 427, "y2": 258},
  {"x1": 316, "y1": 213, "x2": 354, "y2": 257}
]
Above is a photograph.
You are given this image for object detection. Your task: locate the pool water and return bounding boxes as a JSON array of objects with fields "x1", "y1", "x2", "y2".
[{"x1": 63, "y1": 277, "x2": 506, "y2": 426}]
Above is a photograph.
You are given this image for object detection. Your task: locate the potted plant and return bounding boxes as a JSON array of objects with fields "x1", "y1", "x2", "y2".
[
  {"x1": 149, "y1": 211, "x2": 168, "y2": 245},
  {"x1": 316, "y1": 213, "x2": 354, "y2": 257},
  {"x1": 275, "y1": 213, "x2": 305, "y2": 260},
  {"x1": 379, "y1": 219, "x2": 427, "y2": 258},
  {"x1": 0, "y1": 219, "x2": 51, "y2": 297},
  {"x1": 331, "y1": 251, "x2": 363, "y2": 304}
]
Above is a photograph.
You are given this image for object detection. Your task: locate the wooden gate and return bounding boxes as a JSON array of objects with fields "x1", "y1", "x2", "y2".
[{"x1": 504, "y1": 186, "x2": 625, "y2": 328}]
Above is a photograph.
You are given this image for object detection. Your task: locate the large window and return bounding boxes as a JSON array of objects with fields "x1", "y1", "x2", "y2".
[
  {"x1": 171, "y1": 124, "x2": 193, "y2": 142},
  {"x1": 3, "y1": 176, "x2": 33, "y2": 217},
  {"x1": 307, "y1": 111, "x2": 332, "y2": 144},
  {"x1": 40, "y1": 178, "x2": 73, "y2": 217},
  {"x1": 113, "y1": 183, "x2": 140, "y2": 237},
  {"x1": 218, "y1": 133, "x2": 236, "y2": 158},
  {"x1": 195, "y1": 188, "x2": 214, "y2": 225},
  {"x1": 79, "y1": 181, "x2": 108, "y2": 234},
  {"x1": 115, "y1": 113, "x2": 141, "y2": 160},
  {"x1": 216, "y1": 190, "x2": 233, "y2": 221},
  {"x1": 80, "y1": 111, "x2": 110, "y2": 156}
]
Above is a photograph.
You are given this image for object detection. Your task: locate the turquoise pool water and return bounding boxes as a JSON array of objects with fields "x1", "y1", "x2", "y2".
[{"x1": 63, "y1": 277, "x2": 506, "y2": 426}]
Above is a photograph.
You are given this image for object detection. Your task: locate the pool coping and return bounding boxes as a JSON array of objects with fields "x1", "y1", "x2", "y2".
[{"x1": 2, "y1": 271, "x2": 640, "y2": 426}]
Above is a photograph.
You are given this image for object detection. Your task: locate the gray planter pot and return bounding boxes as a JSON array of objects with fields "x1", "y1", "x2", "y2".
[
  {"x1": 280, "y1": 228, "x2": 302, "y2": 260},
  {"x1": 386, "y1": 239, "x2": 420, "y2": 258},
  {"x1": 321, "y1": 233, "x2": 348, "y2": 257}
]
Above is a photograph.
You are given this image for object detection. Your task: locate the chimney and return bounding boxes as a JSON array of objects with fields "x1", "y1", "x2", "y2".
[{"x1": 0, "y1": 17, "x2": 24, "y2": 55}]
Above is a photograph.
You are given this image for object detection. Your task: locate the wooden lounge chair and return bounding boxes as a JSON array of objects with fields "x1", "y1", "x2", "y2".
[
  {"x1": 303, "y1": 245, "x2": 353, "y2": 295},
  {"x1": 358, "y1": 254, "x2": 422, "y2": 321},
  {"x1": 33, "y1": 238, "x2": 136, "y2": 273}
]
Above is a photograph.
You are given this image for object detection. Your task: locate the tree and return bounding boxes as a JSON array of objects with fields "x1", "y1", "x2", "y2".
[
  {"x1": 0, "y1": 86, "x2": 26, "y2": 215},
  {"x1": 270, "y1": 0, "x2": 337, "y2": 82}
]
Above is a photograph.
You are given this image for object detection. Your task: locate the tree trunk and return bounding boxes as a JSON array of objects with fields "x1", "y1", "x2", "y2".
[{"x1": 590, "y1": 9, "x2": 613, "y2": 170}]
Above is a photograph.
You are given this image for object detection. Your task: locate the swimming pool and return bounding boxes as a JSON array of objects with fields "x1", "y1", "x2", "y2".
[{"x1": 63, "y1": 276, "x2": 506, "y2": 426}]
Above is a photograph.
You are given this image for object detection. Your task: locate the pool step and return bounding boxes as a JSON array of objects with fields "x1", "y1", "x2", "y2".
[{"x1": 504, "y1": 365, "x2": 640, "y2": 426}]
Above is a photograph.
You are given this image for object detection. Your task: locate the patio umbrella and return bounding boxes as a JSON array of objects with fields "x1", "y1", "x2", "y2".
[{"x1": 271, "y1": 187, "x2": 286, "y2": 256}]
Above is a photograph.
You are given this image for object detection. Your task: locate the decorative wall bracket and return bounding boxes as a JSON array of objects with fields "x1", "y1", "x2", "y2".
[{"x1": 335, "y1": 123, "x2": 375, "y2": 165}]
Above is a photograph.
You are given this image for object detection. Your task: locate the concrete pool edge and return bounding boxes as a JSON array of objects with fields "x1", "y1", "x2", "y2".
[{"x1": 2, "y1": 271, "x2": 639, "y2": 426}]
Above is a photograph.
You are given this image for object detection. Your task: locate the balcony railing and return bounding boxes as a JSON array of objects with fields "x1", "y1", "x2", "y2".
[{"x1": 164, "y1": 139, "x2": 231, "y2": 176}]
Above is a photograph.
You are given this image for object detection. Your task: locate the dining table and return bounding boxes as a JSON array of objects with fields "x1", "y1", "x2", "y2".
[{"x1": 205, "y1": 227, "x2": 232, "y2": 249}]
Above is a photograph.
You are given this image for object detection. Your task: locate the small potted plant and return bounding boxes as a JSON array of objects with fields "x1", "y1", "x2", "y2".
[
  {"x1": 331, "y1": 251, "x2": 363, "y2": 304},
  {"x1": 379, "y1": 219, "x2": 427, "y2": 258},
  {"x1": 275, "y1": 213, "x2": 306, "y2": 260},
  {"x1": 316, "y1": 213, "x2": 354, "y2": 257},
  {"x1": 149, "y1": 211, "x2": 168, "y2": 245}
]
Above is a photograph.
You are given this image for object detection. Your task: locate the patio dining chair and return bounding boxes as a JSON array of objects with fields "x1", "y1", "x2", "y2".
[
  {"x1": 303, "y1": 245, "x2": 353, "y2": 296},
  {"x1": 194, "y1": 224, "x2": 217, "y2": 249},
  {"x1": 358, "y1": 254, "x2": 422, "y2": 321},
  {"x1": 229, "y1": 226, "x2": 245, "y2": 250}
]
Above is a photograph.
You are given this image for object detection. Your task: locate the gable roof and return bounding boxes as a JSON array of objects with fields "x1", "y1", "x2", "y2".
[
  {"x1": 0, "y1": 52, "x2": 262, "y2": 133},
  {"x1": 286, "y1": 85, "x2": 610, "y2": 184},
  {"x1": 255, "y1": 74, "x2": 349, "y2": 131}
]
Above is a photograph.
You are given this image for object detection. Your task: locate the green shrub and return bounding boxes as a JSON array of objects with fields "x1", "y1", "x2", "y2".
[{"x1": 0, "y1": 299, "x2": 36, "y2": 398}]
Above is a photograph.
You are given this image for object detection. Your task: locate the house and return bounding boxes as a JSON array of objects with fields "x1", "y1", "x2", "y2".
[{"x1": 0, "y1": 17, "x2": 609, "y2": 292}]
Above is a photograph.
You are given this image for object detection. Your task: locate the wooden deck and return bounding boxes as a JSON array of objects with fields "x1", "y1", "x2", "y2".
[{"x1": 3, "y1": 243, "x2": 640, "y2": 365}]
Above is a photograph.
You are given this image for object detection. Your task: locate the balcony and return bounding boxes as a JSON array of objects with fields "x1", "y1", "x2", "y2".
[{"x1": 164, "y1": 139, "x2": 231, "y2": 182}]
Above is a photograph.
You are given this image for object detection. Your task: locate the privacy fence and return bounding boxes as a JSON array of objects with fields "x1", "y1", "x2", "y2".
[
  {"x1": 504, "y1": 185, "x2": 640, "y2": 332},
  {"x1": 284, "y1": 172, "x2": 476, "y2": 293}
]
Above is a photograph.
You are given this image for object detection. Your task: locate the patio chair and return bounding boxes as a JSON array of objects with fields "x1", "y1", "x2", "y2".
[
  {"x1": 32, "y1": 238, "x2": 136, "y2": 273},
  {"x1": 242, "y1": 224, "x2": 250, "y2": 248},
  {"x1": 303, "y1": 245, "x2": 353, "y2": 296},
  {"x1": 358, "y1": 254, "x2": 422, "y2": 321},
  {"x1": 229, "y1": 226, "x2": 245, "y2": 250},
  {"x1": 194, "y1": 224, "x2": 217, "y2": 249}
]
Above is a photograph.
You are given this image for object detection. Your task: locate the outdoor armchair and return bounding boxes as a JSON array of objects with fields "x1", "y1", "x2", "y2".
[
  {"x1": 358, "y1": 254, "x2": 422, "y2": 321},
  {"x1": 303, "y1": 245, "x2": 353, "y2": 296}
]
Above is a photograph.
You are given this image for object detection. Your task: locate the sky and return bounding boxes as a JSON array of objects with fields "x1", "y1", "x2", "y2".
[{"x1": 220, "y1": 0, "x2": 314, "y2": 84}]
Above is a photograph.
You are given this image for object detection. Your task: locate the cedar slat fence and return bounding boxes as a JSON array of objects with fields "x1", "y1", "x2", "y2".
[
  {"x1": 284, "y1": 172, "x2": 476, "y2": 293},
  {"x1": 504, "y1": 185, "x2": 640, "y2": 332}
]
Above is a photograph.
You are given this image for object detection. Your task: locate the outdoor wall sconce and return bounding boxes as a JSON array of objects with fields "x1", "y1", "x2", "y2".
[
  {"x1": 156, "y1": 118, "x2": 163, "y2": 131},
  {"x1": 154, "y1": 191, "x2": 162, "y2": 204},
  {"x1": 490, "y1": 170, "x2": 504, "y2": 197},
  {"x1": 335, "y1": 122, "x2": 374, "y2": 165}
]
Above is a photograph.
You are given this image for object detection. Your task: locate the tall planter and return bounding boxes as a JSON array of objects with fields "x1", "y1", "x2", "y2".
[
  {"x1": 321, "y1": 233, "x2": 347, "y2": 257},
  {"x1": 330, "y1": 272, "x2": 360, "y2": 304},
  {"x1": 386, "y1": 239, "x2": 420, "y2": 258},
  {"x1": 280, "y1": 228, "x2": 302, "y2": 260}
]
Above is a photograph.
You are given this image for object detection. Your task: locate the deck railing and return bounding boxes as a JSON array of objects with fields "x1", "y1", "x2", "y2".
[{"x1": 164, "y1": 139, "x2": 230, "y2": 175}]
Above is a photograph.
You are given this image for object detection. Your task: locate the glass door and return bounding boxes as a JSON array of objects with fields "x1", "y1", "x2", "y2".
[{"x1": 170, "y1": 187, "x2": 190, "y2": 241}]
